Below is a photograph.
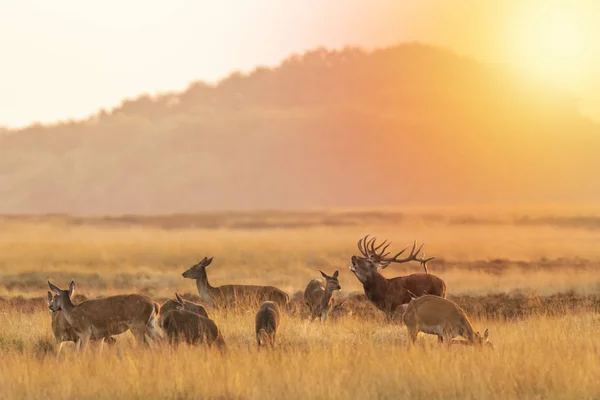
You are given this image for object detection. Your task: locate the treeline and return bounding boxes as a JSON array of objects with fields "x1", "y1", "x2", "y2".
[{"x1": 1, "y1": 44, "x2": 598, "y2": 214}]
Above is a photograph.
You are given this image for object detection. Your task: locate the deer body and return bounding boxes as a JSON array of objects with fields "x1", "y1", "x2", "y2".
[
  {"x1": 255, "y1": 301, "x2": 280, "y2": 348},
  {"x1": 349, "y1": 235, "x2": 446, "y2": 321},
  {"x1": 360, "y1": 268, "x2": 446, "y2": 319},
  {"x1": 182, "y1": 257, "x2": 289, "y2": 310},
  {"x1": 159, "y1": 310, "x2": 226, "y2": 349},
  {"x1": 48, "y1": 281, "x2": 161, "y2": 352},
  {"x1": 402, "y1": 295, "x2": 490, "y2": 346},
  {"x1": 47, "y1": 292, "x2": 116, "y2": 353},
  {"x1": 303, "y1": 270, "x2": 342, "y2": 322}
]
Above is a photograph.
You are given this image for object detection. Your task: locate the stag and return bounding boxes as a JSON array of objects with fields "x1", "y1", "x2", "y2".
[
  {"x1": 349, "y1": 235, "x2": 446, "y2": 322},
  {"x1": 181, "y1": 256, "x2": 289, "y2": 310}
]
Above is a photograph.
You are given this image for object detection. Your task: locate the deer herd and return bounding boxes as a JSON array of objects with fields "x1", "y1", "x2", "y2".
[{"x1": 46, "y1": 234, "x2": 492, "y2": 355}]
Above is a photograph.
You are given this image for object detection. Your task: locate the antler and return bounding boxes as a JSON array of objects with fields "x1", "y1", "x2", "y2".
[
  {"x1": 378, "y1": 240, "x2": 435, "y2": 272},
  {"x1": 358, "y1": 235, "x2": 435, "y2": 272}
]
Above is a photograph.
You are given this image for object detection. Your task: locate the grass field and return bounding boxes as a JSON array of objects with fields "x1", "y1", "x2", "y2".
[{"x1": 1, "y1": 209, "x2": 599, "y2": 399}]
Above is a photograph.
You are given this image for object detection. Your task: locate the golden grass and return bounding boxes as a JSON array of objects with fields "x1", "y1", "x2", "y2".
[
  {"x1": 0, "y1": 308, "x2": 598, "y2": 399},
  {"x1": 1, "y1": 210, "x2": 599, "y2": 399}
]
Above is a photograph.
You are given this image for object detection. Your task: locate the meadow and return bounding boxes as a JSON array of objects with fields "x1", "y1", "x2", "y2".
[{"x1": 1, "y1": 208, "x2": 599, "y2": 399}]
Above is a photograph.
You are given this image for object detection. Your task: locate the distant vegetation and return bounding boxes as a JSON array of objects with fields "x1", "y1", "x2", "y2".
[{"x1": 1, "y1": 43, "x2": 599, "y2": 214}]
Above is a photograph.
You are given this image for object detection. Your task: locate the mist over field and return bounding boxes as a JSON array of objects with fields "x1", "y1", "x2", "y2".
[{"x1": 1, "y1": 44, "x2": 599, "y2": 214}]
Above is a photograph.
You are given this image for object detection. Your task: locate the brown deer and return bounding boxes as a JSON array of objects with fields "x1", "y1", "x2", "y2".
[
  {"x1": 48, "y1": 281, "x2": 161, "y2": 352},
  {"x1": 47, "y1": 291, "x2": 117, "y2": 354},
  {"x1": 255, "y1": 301, "x2": 281, "y2": 349},
  {"x1": 158, "y1": 296, "x2": 226, "y2": 350},
  {"x1": 303, "y1": 270, "x2": 342, "y2": 322},
  {"x1": 159, "y1": 293, "x2": 209, "y2": 319},
  {"x1": 402, "y1": 294, "x2": 492, "y2": 347},
  {"x1": 349, "y1": 235, "x2": 446, "y2": 322},
  {"x1": 181, "y1": 256, "x2": 289, "y2": 310}
]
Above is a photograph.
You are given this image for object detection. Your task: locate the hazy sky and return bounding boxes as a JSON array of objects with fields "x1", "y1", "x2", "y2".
[{"x1": 1, "y1": 0, "x2": 599, "y2": 127}]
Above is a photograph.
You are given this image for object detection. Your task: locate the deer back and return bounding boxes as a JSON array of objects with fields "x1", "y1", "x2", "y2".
[
  {"x1": 255, "y1": 301, "x2": 280, "y2": 334},
  {"x1": 403, "y1": 295, "x2": 473, "y2": 334},
  {"x1": 160, "y1": 299, "x2": 209, "y2": 318},
  {"x1": 212, "y1": 284, "x2": 289, "y2": 308},
  {"x1": 303, "y1": 279, "x2": 324, "y2": 311},
  {"x1": 69, "y1": 294, "x2": 156, "y2": 333}
]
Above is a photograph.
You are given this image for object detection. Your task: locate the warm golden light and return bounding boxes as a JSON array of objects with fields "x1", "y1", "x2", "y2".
[{"x1": 511, "y1": 4, "x2": 594, "y2": 86}]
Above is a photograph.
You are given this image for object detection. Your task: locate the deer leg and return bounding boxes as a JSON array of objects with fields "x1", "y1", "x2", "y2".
[
  {"x1": 55, "y1": 341, "x2": 65, "y2": 358},
  {"x1": 78, "y1": 330, "x2": 91, "y2": 353},
  {"x1": 97, "y1": 338, "x2": 105, "y2": 355}
]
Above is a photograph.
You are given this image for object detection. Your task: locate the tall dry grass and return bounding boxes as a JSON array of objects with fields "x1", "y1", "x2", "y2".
[{"x1": 0, "y1": 308, "x2": 598, "y2": 399}]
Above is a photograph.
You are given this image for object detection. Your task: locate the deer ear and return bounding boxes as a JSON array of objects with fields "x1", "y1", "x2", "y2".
[
  {"x1": 48, "y1": 281, "x2": 60, "y2": 295},
  {"x1": 332, "y1": 270, "x2": 339, "y2": 279},
  {"x1": 319, "y1": 270, "x2": 328, "y2": 279},
  {"x1": 175, "y1": 293, "x2": 184, "y2": 303},
  {"x1": 47, "y1": 291, "x2": 53, "y2": 302},
  {"x1": 68, "y1": 281, "x2": 76, "y2": 297},
  {"x1": 204, "y1": 257, "x2": 214, "y2": 267}
]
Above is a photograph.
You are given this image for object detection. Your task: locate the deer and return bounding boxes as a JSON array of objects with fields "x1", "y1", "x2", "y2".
[
  {"x1": 47, "y1": 291, "x2": 117, "y2": 355},
  {"x1": 181, "y1": 256, "x2": 289, "y2": 310},
  {"x1": 402, "y1": 294, "x2": 492, "y2": 347},
  {"x1": 159, "y1": 293, "x2": 209, "y2": 319},
  {"x1": 47, "y1": 281, "x2": 162, "y2": 352},
  {"x1": 349, "y1": 235, "x2": 446, "y2": 322},
  {"x1": 255, "y1": 301, "x2": 281, "y2": 349},
  {"x1": 158, "y1": 295, "x2": 226, "y2": 350},
  {"x1": 303, "y1": 270, "x2": 342, "y2": 322}
]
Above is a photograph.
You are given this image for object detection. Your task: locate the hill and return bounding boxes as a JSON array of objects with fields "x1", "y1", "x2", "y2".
[{"x1": 1, "y1": 43, "x2": 598, "y2": 214}]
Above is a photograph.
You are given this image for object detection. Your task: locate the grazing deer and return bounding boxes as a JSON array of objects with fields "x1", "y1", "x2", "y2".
[
  {"x1": 160, "y1": 293, "x2": 209, "y2": 319},
  {"x1": 181, "y1": 256, "x2": 289, "y2": 310},
  {"x1": 255, "y1": 301, "x2": 281, "y2": 349},
  {"x1": 402, "y1": 294, "x2": 492, "y2": 347},
  {"x1": 349, "y1": 235, "x2": 446, "y2": 321},
  {"x1": 158, "y1": 295, "x2": 226, "y2": 349},
  {"x1": 303, "y1": 270, "x2": 342, "y2": 322},
  {"x1": 48, "y1": 281, "x2": 161, "y2": 352},
  {"x1": 47, "y1": 291, "x2": 117, "y2": 354}
]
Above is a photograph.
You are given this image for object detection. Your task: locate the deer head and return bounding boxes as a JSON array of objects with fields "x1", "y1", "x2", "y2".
[
  {"x1": 473, "y1": 328, "x2": 492, "y2": 347},
  {"x1": 181, "y1": 256, "x2": 214, "y2": 279},
  {"x1": 320, "y1": 270, "x2": 341, "y2": 292},
  {"x1": 48, "y1": 281, "x2": 76, "y2": 312}
]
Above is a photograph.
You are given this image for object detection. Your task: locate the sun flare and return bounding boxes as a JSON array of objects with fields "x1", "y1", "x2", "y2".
[{"x1": 511, "y1": 4, "x2": 594, "y2": 86}]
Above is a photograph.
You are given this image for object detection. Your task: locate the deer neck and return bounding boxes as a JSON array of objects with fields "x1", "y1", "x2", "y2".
[
  {"x1": 58, "y1": 297, "x2": 77, "y2": 327},
  {"x1": 364, "y1": 271, "x2": 390, "y2": 291},
  {"x1": 195, "y1": 274, "x2": 216, "y2": 307}
]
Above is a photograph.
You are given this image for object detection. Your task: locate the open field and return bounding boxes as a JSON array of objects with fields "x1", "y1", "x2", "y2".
[{"x1": 1, "y1": 209, "x2": 600, "y2": 399}]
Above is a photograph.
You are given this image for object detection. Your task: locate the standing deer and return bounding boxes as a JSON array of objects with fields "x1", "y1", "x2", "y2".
[
  {"x1": 48, "y1": 281, "x2": 161, "y2": 352},
  {"x1": 181, "y1": 256, "x2": 289, "y2": 310},
  {"x1": 160, "y1": 293, "x2": 209, "y2": 318},
  {"x1": 349, "y1": 235, "x2": 446, "y2": 322},
  {"x1": 303, "y1": 270, "x2": 342, "y2": 322},
  {"x1": 47, "y1": 291, "x2": 116, "y2": 355},
  {"x1": 255, "y1": 301, "x2": 281, "y2": 349},
  {"x1": 402, "y1": 294, "x2": 492, "y2": 347},
  {"x1": 158, "y1": 295, "x2": 226, "y2": 350}
]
